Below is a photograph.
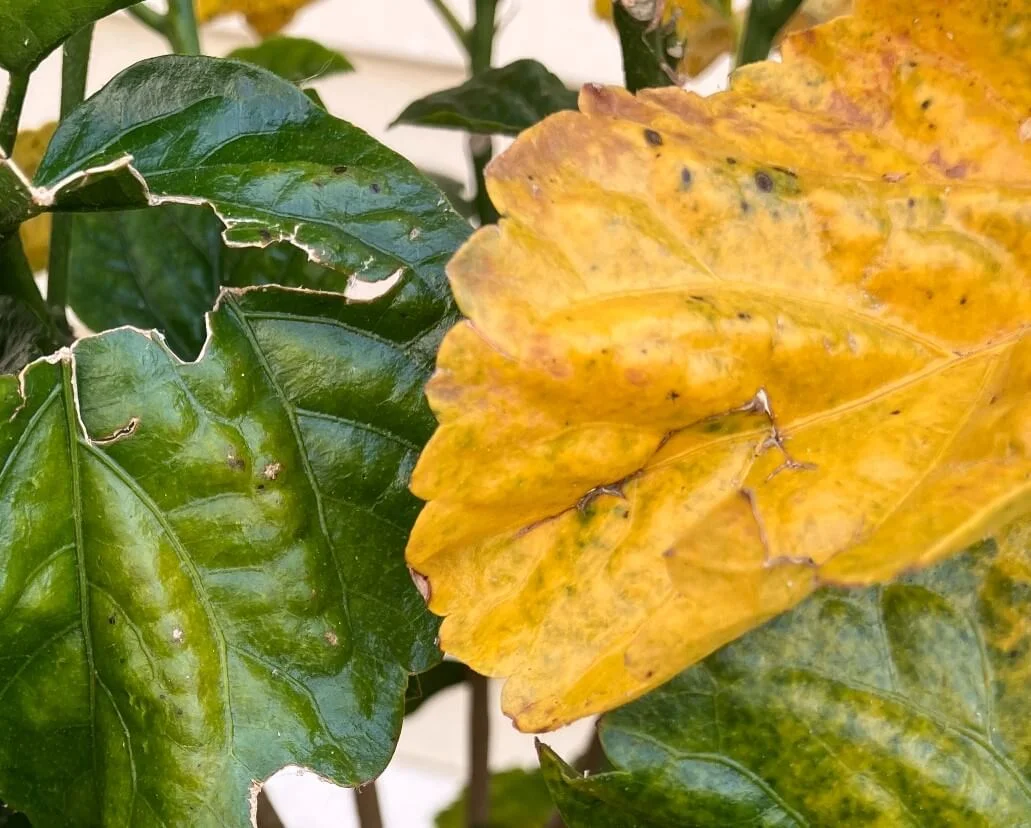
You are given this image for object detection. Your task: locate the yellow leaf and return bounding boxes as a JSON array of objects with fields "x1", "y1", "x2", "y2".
[
  {"x1": 12, "y1": 122, "x2": 56, "y2": 272},
  {"x1": 195, "y1": 0, "x2": 317, "y2": 35},
  {"x1": 409, "y1": 0, "x2": 1031, "y2": 732}
]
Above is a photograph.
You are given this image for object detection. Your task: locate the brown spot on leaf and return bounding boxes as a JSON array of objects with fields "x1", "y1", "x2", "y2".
[
  {"x1": 263, "y1": 462, "x2": 282, "y2": 480},
  {"x1": 644, "y1": 128, "x2": 663, "y2": 146},
  {"x1": 755, "y1": 171, "x2": 773, "y2": 192}
]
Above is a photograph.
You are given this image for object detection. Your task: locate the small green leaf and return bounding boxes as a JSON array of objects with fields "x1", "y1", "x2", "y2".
[
  {"x1": 227, "y1": 35, "x2": 353, "y2": 84},
  {"x1": 393, "y1": 60, "x2": 578, "y2": 137},
  {"x1": 436, "y1": 768, "x2": 555, "y2": 828},
  {"x1": 0, "y1": 284, "x2": 458, "y2": 827},
  {"x1": 0, "y1": 0, "x2": 135, "y2": 72},
  {"x1": 404, "y1": 660, "x2": 467, "y2": 716},
  {"x1": 541, "y1": 530, "x2": 1031, "y2": 826},
  {"x1": 33, "y1": 55, "x2": 469, "y2": 285}
]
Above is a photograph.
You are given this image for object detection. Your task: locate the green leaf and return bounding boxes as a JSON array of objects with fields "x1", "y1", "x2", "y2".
[
  {"x1": 436, "y1": 768, "x2": 555, "y2": 828},
  {"x1": 424, "y1": 172, "x2": 475, "y2": 220},
  {"x1": 65, "y1": 204, "x2": 394, "y2": 361},
  {"x1": 0, "y1": 295, "x2": 49, "y2": 374},
  {"x1": 0, "y1": 801, "x2": 31, "y2": 828},
  {"x1": 0, "y1": 282, "x2": 458, "y2": 827},
  {"x1": 393, "y1": 59, "x2": 578, "y2": 137},
  {"x1": 32, "y1": 55, "x2": 469, "y2": 287},
  {"x1": 404, "y1": 660, "x2": 467, "y2": 716},
  {"x1": 0, "y1": 0, "x2": 134, "y2": 72},
  {"x1": 541, "y1": 529, "x2": 1031, "y2": 826},
  {"x1": 227, "y1": 35, "x2": 353, "y2": 84}
]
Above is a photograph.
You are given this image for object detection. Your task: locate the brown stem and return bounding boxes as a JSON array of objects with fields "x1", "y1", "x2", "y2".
[
  {"x1": 354, "y1": 780, "x2": 384, "y2": 828},
  {"x1": 468, "y1": 669, "x2": 491, "y2": 828}
]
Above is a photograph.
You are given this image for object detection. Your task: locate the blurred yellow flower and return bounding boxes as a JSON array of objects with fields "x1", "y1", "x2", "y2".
[
  {"x1": 12, "y1": 122, "x2": 56, "y2": 272},
  {"x1": 195, "y1": 0, "x2": 319, "y2": 36}
]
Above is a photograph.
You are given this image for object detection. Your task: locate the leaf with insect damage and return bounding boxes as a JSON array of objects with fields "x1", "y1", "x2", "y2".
[
  {"x1": 0, "y1": 281, "x2": 458, "y2": 826},
  {"x1": 407, "y1": 0, "x2": 1031, "y2": 732}
]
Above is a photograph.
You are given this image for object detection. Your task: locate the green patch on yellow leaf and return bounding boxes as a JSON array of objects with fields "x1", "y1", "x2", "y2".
[{"x1": 408, "y1": 0, "x2": 1031, "y2": 732}]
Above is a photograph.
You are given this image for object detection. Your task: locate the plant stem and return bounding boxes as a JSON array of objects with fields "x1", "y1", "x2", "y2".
[
  {"x1": 352, "y1": 781, "x2": 384, "y2": 828},
  {"x1": 736, "y1": 0, "x2": 804, "y2": 67},
  {"x1": 426, "y1": 0, "x2": 468, "y2": 49},
  {"x1": 166, "y1": 0, "x2": 201, "y2": 55},
  {"x1": 468, "y1": 669, "x2": 491, "y2": 828},
  {"x1": 0, "y1": 234, "x2": 59, "y2": 345},
  {"x1": 612, "y1": 2, "x2": 676, "y2": 92},
  {"x1": 0, "y1": 71, "x2": 30, "y2": 155},
  {"x1": 46, "y1": 24, "x2": 94, "y2": 324},
  {"x1": 127, "y1": 3, "x2": 169, "y2": 38},
  {"x1": 466, "y1": 0, "x2": 499, "y2": 227}
]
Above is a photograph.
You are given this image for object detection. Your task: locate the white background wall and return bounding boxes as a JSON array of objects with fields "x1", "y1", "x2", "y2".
[{"x1": 1, "y1": 2, "x2": 733, "y2": 825}]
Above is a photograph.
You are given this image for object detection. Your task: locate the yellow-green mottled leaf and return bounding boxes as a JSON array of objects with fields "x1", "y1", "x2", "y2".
[
  {"x1": 542, "y1": 524, "x2": 1031, "y2": 825},
  {"x1": 408, "y1": 0, "x2": 1031, "y2": 731}
]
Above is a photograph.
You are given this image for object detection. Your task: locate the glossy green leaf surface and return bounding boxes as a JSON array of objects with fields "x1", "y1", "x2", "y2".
[
  {"x1": 66, "y1": 204, "x2": 371, "y2": 360},
  {"x1": 0, "y1": 282, "x2": 459, "y2": 827},
  {"x1": 436, "y1": 768, "x2": 554, "y2": 828},
  {"x1": 404, "y1": 660, "x2": 467, "y2": 716},
  {"x1": 393, "y1": 60, "x2": 578, "y2": 136},
  {"x1": 542, "y1": 527, "x2": 1031, "y2": 826},
  {"x1": 0, "y1": 0, "x2": 134, "y2": 71},
  {"x1": 33, "y1": 55, "x2": 470, "y2": 285},
  {"x1": 227, "y1": 35, "x2": 353, "y2": 83}
]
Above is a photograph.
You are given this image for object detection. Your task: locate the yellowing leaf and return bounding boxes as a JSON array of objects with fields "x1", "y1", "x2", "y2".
[
  {"x1": 408, "y1": 0, "x2": 1031, "y2": 732},
  {"x1": 11, "y1": 121, "x2": 55, "y2": 271},
  {"x1": 195, "y1": 0, "x2": 317, "y2": 35}
]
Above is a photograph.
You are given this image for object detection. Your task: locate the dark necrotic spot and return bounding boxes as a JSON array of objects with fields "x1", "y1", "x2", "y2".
[
  {"x1": 890, "y1": 409, "x2": 902, "y2": 415},
  {"x1": 921, "y1": 98, "x2": 932, "y2": 110},
  {"x1": 333, "y1": 165, "x2": 348, "y2": 174},
  {"x1": 258, "y1": 229, "x2": 271, "y2": 242},
  {"x1": 644, "y1": 129, "x2": 663, "y2": 146},
  {"x1": 726, "y1": 156, "x2": 737, "y2": 165},
  {"x1": 680, "y1": 167, "x2": 692, "y2": 188},
  {"x1": 907, "y1": 197, "x2": 916, "y2": 208},
  {"x1": 755, "y1": 171, "x2": 774, "y2": 192},
  {"x1": 370, "y1": 183, "x2": 381, "y2": 193},
  {"x1": 737, "y1": 312, "x2": 751, "y2": 320},
  {"x1": 740, "y1": 200, "x2": 751, "y2": 213},
  {"x1": 959, "y1": 295, "x2": 968, "y2": 305}
]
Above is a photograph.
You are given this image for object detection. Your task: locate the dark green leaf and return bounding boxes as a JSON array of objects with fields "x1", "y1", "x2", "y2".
[
  {"x1": 33, "y1": 55, "x2": 469, "y2": 288},
  {"x1": 227, "y1": 36, "x2": 353, "y2": 84},
  {"x1": 613, "y1": 3, "x2": 678, "y2": 93},
  {"x1": 424, "y1": 172, "x2": 475, "y2": 220},
  {"x1": 0, "y1": 156, "x2": 33, "y2": 229},
  {"x1": 0, "y1": 0, "x2": 134, "y2": 72},
  {"x1": 542, "y1": 532, "x2": 1031, "y2": 826},
  {"x1": 436, "y1": 768, "x2": 555, "y2": 828},
  {"x1": 65, "y1": 204, "x2": 388, "y2": 361},
  {"x1": 393, "y1": 60, "x2": 578, "y2": 137},
  {"x1": 0, "y1": 801, "x2": 31, "y2": 828},
  {"x1": 0, "y1": 295, "x2": 49, "y2": 373},
  {"x1": 0, "y1": 282, "x2": 459, "y2": 827},
  {"x1": 404, "y1": 660, "x2": 467, "y2": 716}
]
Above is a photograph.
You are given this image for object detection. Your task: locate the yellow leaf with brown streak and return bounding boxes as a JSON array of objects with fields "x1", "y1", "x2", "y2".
[
  {"x1": 195, "y1": 0, "x2": 318, "y2": 35},
  {"x1": 12, "y1": 122, "x2": 56, "y2": 272},
  {"x1": 408, "y1": 0, "x2": 1031, "y2": 732}
]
